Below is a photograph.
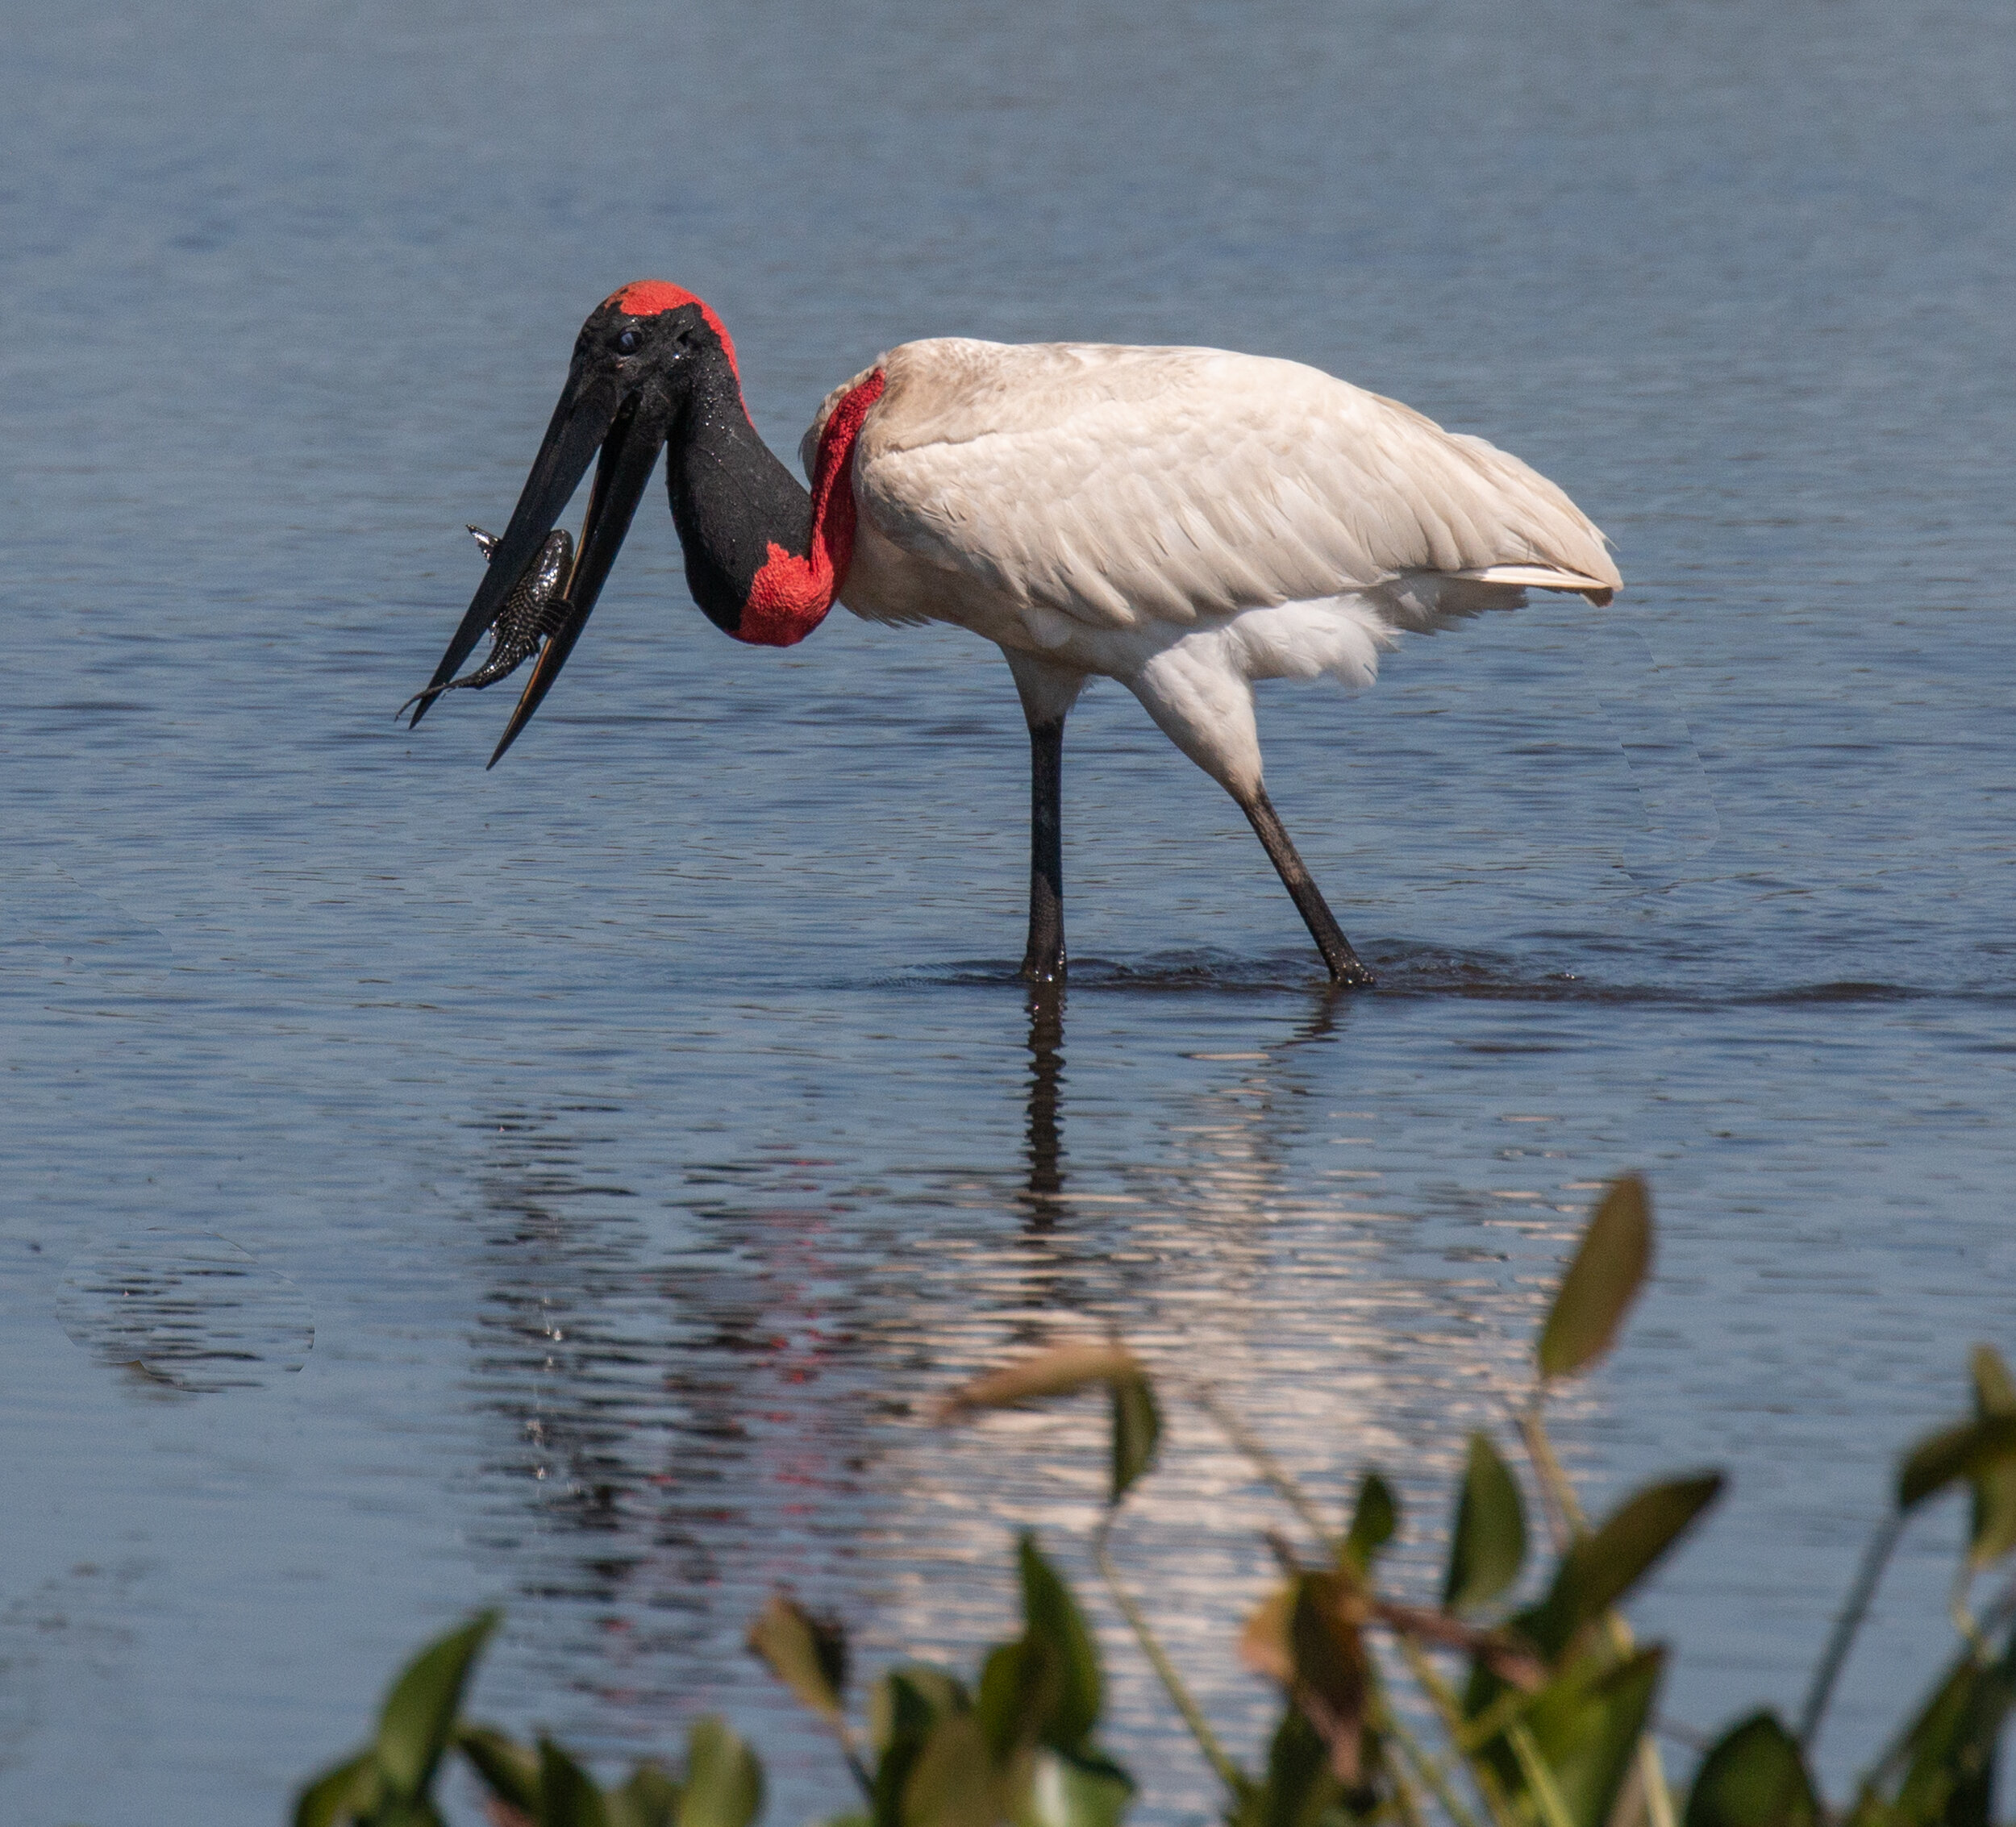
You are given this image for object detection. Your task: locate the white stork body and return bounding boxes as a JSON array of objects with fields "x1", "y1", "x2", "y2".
[{"x1": 809, "y1": 339, "x2": 1619, "y2": 801}]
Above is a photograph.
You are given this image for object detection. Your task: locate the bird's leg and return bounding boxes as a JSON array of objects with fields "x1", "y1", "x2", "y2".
[
  {"x1": 1002, "y1": 651, "x2": 1085, "y2": 984},
  {"x1": 1022, "y1": 716, "x2": 1067, "y2": 983},
  {"x1": 1235, "y1": 785, "x2": 1374, "y2": 988}
]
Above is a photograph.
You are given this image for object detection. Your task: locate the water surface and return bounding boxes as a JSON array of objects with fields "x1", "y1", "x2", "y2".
[{"x1": 2, "y1": 0, "x2": 2014, "y2": 1818}]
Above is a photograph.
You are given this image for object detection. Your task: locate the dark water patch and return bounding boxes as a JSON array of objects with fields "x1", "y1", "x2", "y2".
[
  {"x1": 873, "y1": 947, "x2": 2008, "y2": 1010},
  {"x1": 35, "y1": 701, "x2": 156, "y2": 714},
  {"x1": 1735, "y1": 980, "x2": 1946, "y2": 1006}
]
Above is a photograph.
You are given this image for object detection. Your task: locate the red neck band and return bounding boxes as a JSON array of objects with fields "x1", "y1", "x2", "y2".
[{"x1": 736, "y1": 369, "x2": 887, "y2": 647}]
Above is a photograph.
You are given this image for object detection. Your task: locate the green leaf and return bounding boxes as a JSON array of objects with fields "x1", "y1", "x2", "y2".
[
  {"x1": 1443, "y1": 1433, "x2": 1528, "y2": 1617},
  {"x1": 457, "y1": 1723, "x2": 542, "y2": 1814},
  {"x1": 897, "y1": 1712, "x2": 1001, "y2": 1827},
  {"x1": 1525, "y1": 1646, "x2": 1664, "y2": 1827},
  {"x1": 292, "y1": 1749, "x2": 379, "y2": 1827},
  {"x1": 1885, "y1": 1645, "x2": 2016, "y2": 1827},
  {"x1": 540, "y1": 1737, "x2": 611, "y2": 1827},
  {"x1": 873, "y1": 1665, "x2": 972, "y2": 1754},
  {"x1": 1241, "y1": 1705, "x2": 1339, "y2": 1827},
  {"x1": 374, "y1": 1611, "x2": 500, "y2": 1802},
  {"x1": 679, "y1": 1716, "x2": 764, "y2": 1827},
  {"x1": 609, "y1": 1762, "x2": 684, "y2": 1827},
  {"x1": 1340, "y1": 1471, "x2": 1398, "y2": 1575},
  {"x1": 1538, "y1": 1176, "x2": 1653, "y2": 1381},
  {"x1": 1015, "y1": 1747, "x2": 1135, "y2": 1827},
  {"x1": 747, "y1": 1589, "x2": 849, "y2": 1724},
  {"x1": 974, "y1": 1642, "x2": 1035, "y2": 1764},
  {"x1": 1897, "y1": 1414, "x2": 2016, "y2": 1513},
  {"x1": 1108, "y1": 1373, "x2": 1160, "y2": 1506},
  {"x1": 1968, "y1": 1346, "x2": 2016, "y2": 1571},
  {"x1": 1684, "y1": 1712, "x2": 1817, "y2": 1827},
  {"x1": 1018, "y1": 1534, "x2": 1103, "y2": 1753},
  {"x1": 1522, "y1": 1475, "x2": 1722, "y2": 1663},
  {"x1": 374, "y1": 1803, "x2": 449, "y2": 1827}
]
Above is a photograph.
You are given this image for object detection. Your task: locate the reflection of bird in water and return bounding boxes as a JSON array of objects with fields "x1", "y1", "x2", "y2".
[
  {"x1": 1021, "y1": 986, "x2": 1068, "y2": 1228},
  {"x1": 412, "y1": 283, "x2": 1619, "y2": 986}
]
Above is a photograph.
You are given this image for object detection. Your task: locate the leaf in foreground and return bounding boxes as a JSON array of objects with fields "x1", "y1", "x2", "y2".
[
  {"x1": 1018, "y1": 1533, "x2": 1104, "y2": 1753},
  {"x1": 1341, "y1": 1471, "x2": 1398, "y2": 1575},
  {"x1": 1522, "y1": 1474, "x2": 1722, "y2": 1662},
  {"x1": 1022, "y1": 1746, "x2": 1135, "y2": 1827},
  {"x1": 1523, "y1": 1645, "x2": 1665, "y2": 1827},
  {"x1": 1968, "y1": 1343, "x2": 2016, "y2": 1570},
  {"x1": 610, "y1": 1762, "x2": 681, "y2": 1827},
  {"x1": 747, "y1": 1589, "x2": 849, "y2": 1724},
  {"x1": 1897, "y1": 1414, "x2": 2016, "y2": 1513},
  {"x1": 1108, "y1": 1371, "x2": 1161, "y2": 1505},
  {"x1": 681, "y1": 1716, "x2": 764, "y2": 1827},
  {"x1": 292, "y1": 1750, "x2": 379, "y2": 1827},
  {"x1": 539, "y1": 1737, "x2": 610, "y2": 1827},
  {"x1": 1684, "y1": 1713, "x2": 1817, "y2": 1827},
  {"x1": 1538, "y1": 1175, "x2": 1652, "y2": 1381},
  {"x1": 1443, "y1": 1432, "x2": 1528, "y2": 1617},
  {"x1": 375, "y1": 1611, "x2": 499, "y2": 1801},
  {"x1": 939, "y1": 1342, "x2": 1143, "y2": 1418},
  {"x1": 458, "y1": 1724, "x2": 541, "y2": 1814}
]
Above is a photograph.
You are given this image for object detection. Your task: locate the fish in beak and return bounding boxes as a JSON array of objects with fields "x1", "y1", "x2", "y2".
[
  {"x1": 405, "y1": 293, "x2": 682, "y2": 767},
  {"x1": 394, "y1": 526, "x2": 574, "y2": 717}
]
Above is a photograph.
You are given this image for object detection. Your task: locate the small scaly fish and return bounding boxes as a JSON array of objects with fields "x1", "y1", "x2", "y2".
[{"x1": 399, "y1": 526, "x2": 575, "y2": 717}]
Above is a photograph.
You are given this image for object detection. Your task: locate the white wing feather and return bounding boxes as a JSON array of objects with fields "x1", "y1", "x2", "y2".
[{"x1": 809, "y1": 341, "x2": 1618, "y2": 642}]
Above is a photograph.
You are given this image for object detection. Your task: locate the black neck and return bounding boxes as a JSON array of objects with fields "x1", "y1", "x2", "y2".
[{"x1": 665, "y1": 354, "x2": 813, "y2": 633}]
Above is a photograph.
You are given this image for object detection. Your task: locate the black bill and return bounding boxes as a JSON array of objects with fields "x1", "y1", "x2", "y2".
[{"x1": 406, "y1": 348, "x2": 670, "y2": 768}]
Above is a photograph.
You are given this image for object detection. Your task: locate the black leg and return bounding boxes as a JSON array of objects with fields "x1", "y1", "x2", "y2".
[
  {"x1": 1236, "y1": 784, "x2": 1373, "y2": 988},
  {"x1": 1021, "y1": 718, "x2": 1067, "y2": 984}
]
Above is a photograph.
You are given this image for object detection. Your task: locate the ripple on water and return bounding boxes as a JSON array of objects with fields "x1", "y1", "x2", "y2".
[{"x1": 54, "y1": 1230, "x2": 314, "y2": 1395}]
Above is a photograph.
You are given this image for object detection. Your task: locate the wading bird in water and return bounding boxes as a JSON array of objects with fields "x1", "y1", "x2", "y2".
[{"x1": 409, "y1": 282, "x2": 1619, "y2": 987}]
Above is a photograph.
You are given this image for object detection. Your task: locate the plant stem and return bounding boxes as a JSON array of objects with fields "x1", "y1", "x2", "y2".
[
  {"x1": 1092, "y1": 1513, "x2": 1248, "y2": 1801},
  {"x1": 1525, "y1": 1392, "x2": 1675, "y2": 1827},
  {"x1": 1377, "y1": 1698, "x2": 1483, "y2": 1827},
  {"x1": 1192, "y1": 1380, "x2": 1335, "y2": 1548},
  {"x1": 1519, "y1": 1396, "x2": 1582, "y2": 1552},
  {"x1": 1379, "y1": 1729, "x2": 1431, "y2": 1827},
  {"x1": 1507, "y1": 1722, "x2": 1577, "y2": 1827},
  {"x1": 1797, "y1": 1510, "x2": 1906, "y2": 1753},
  {"x1": 1947, "y1": 1563, "x2": 1991, "y2": 1665},
  {"x1": 1635, "y1": 1737, "x2": 1677, "y2": 1827},
  {"x1": 1393, "y1": 1636, "x2": 1522, "y2": 1827}
]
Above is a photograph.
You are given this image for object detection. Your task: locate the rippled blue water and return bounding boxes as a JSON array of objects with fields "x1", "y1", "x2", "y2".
[{"x1": 3, "y1": 0, "x2": 2014, "y2": 1818}]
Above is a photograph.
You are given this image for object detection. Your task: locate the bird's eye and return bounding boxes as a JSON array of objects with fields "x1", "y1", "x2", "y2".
[{"x1": 615, "y1": 327, "x2": 643, "y2": 355}]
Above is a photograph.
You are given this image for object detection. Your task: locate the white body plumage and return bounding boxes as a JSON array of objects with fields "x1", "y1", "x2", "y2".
[{"x1": 806, "y1": 339, "x2": 1619, "y2": 800}]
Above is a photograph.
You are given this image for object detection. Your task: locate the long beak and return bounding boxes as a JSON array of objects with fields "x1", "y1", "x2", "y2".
[
  {"x1": 484, "y1": 390, "x2": 666, "y2": 768},
  {"x1": 408, "y1": 354, "x2": 623, "y2": 729}
]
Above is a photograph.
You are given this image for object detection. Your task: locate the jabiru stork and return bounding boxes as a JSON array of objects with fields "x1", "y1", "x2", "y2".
[{"x1": 408, "y1": 281, "x2": 1620, "y2": 987}]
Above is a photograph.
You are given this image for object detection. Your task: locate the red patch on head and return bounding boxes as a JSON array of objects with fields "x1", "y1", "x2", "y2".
[
  {"x1": 603, "y1": 279, "x2": 739, "y2": 381},
  {"x1": 737, "y1": 369, "x2": 888, "y2": 647}
]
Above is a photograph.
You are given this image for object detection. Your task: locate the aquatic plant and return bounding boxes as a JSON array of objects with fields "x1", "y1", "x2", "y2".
[{"x1": 294, "y1": 1177, "x2": 2016, "y2": 1827}]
